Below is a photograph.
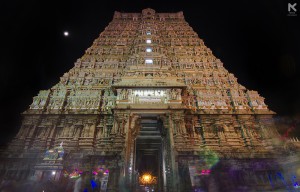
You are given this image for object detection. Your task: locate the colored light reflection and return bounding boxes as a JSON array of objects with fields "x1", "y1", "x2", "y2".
[
  {"x1": 92, "y1": 171, "x2": 98, "y2": 175},
  {"x1": 201, "y1": 169, "x2": 211, "y2": 175},
  {"x1": 198, "y1": 148, "x2": 219, "y2": 170},
  {"x1": 69, "y1": 169, "x2": 83, "y2": 179}
]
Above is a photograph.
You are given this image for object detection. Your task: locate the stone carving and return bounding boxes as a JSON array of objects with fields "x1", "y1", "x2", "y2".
[
  {"x1": 30, "y1": 90, "x2": 50, "y2": 109},
  {"x1": 246, "y1": 90, "x2": 268, "y2": 109},
  {"x1": 43, "y1": 143, "x2": 65, "y2": 160},
  {"x1": 120, "y1": 89, "x2": 129, "y2": 100},
  {"x1": 66, "y1": 88, "x2": 101, "y2": 111}
]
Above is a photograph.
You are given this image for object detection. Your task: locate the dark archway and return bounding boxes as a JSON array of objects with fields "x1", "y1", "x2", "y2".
[{"x1": 135, "y1": 115, "x2": 164, "y2": 191}]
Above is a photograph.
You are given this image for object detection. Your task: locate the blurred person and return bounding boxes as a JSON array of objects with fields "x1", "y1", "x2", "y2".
[
  {"x1": 74, "y1": 172, "x2": 86, "y2": 192},
  {"x1": 0, "y1": 177, "x2": 17, "y2": 192}
]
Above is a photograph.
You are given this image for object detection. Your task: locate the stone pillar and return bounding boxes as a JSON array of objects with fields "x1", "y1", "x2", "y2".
[
  {"x1": 79, "y1": 118, "x2": 97, "y2": 149},
  {"x1": 25, "y1": 117, "x2": 40, "y2": 149},
  {"x1": 46, "y1": 118, "x2": 59, "y2": 148},
  {"x1": 164, "y1": 114, "x2": 179, "y2": 192},
  {"x1": 126, "y1": 114, "x2": 140, "y2": 189}
]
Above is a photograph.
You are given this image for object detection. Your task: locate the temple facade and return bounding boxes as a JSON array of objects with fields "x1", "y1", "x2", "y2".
[{"x1": 0, "y1": 8, "x2": 295, "y2": 192}]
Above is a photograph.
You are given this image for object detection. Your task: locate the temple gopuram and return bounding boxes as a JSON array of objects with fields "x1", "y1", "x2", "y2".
[{"x1": 1, "y1": 8, "x2": 299, "y2": 192}]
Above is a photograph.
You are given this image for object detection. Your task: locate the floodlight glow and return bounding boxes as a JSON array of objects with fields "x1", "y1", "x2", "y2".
[{"x1": 145, "y1": 59, "x2": 153, "y2": 64}]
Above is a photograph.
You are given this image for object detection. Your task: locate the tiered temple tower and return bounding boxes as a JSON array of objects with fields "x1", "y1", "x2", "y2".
[{"x1": 0, "y1": 8, "x2": 288, "y2": 191}]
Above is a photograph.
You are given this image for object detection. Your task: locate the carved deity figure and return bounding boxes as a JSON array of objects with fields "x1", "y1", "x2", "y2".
[{"x1": 121, "y1": 89, "x2": 128, "y2": 100}]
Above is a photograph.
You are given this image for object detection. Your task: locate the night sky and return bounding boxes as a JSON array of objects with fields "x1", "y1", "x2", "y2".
[{"x1": 1, "y1": 0, "x2": 299, "y2": 145}]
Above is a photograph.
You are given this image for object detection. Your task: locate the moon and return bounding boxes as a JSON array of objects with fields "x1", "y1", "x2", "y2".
[{"x1": 63, "y1": 31, "x2": 69, "y2": 36}]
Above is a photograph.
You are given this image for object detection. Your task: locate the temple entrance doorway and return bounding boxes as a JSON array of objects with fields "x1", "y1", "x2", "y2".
[{"x1": 134, "y1": 115, "x2": 165, "y2": 192}]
